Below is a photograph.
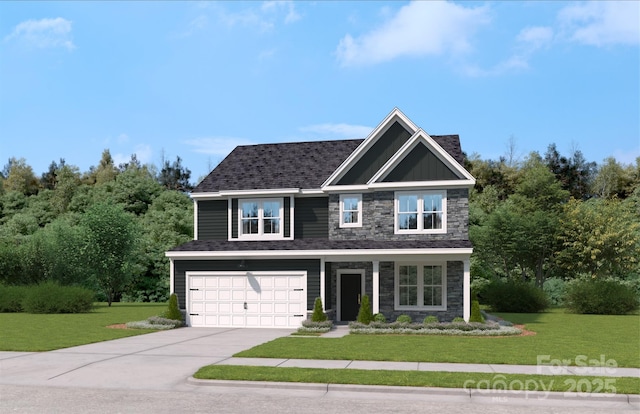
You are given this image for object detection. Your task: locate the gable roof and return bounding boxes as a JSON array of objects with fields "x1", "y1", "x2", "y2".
[
  {"x1": 193, "y1": 134, "x2": 465, "y2": 193},
  {"x1": 193, "y1": 108, "x2": 472, "y2": 194},
  {"x1": 193, "y1": 139, "x2": 362, "y2": 193}
]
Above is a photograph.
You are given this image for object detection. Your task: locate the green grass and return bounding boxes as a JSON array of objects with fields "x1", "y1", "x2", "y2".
[
  {"x1": 236, "y1": 310, "x2": 640, "y2": 368},
  {"x1": 0, "y1": 302, "x2": 167, "y2": 351},
  {"x1": 194, "y1": 366, "x2": 640, "y2": 394}
]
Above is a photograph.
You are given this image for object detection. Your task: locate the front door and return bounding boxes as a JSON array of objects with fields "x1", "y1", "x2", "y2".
[{"x1": 340, "y1": 273, "x2": 362, "y2": 321}]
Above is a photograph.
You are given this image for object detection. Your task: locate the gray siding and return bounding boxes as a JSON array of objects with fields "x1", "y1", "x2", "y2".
[
  {"x1": 294, "y1": 197, "x2": 328, "y2": 239},
  {"x1": 329, "y1": 189, "x2": 469, "y2": 241},
  {"x1": 197, "y1": 200, "x2": 228, "y2": 240},
  {"x1": 173, "y1": 259, "x2": 320, "y2": 311},
  {"x1": 383, "y1": 144, "x2": 459, "y2": 182},
  {"x1": 337, "y1": 122, "x2": 411, "y2": 185}
]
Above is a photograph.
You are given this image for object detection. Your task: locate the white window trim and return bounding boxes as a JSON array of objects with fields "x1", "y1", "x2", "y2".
[
  {"x1": 238, "y1": 198, "x2": 284, "y2": 240},
  {"x1": 339, "y1": 194, "x2": 363, "y2": 228},
  {"x1": 394, "y1": 262, "x2": 447, "y2": 311},
  {"x1": 394, "y1": 190, "x2": 447, "y2": 234}
]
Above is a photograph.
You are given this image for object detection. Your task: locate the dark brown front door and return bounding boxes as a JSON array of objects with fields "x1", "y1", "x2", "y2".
[{"x1": 340, "y1": 274, "x2": 361, "y2": 321}]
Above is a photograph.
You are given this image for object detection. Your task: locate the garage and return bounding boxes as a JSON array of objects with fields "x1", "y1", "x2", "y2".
[{"x1": 187, "y1": 271, "x2": 307, "y2": 328}]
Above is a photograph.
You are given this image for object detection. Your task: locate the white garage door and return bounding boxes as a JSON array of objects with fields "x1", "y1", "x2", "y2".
[{"x1": 187, "y1": 271, "x2": 307, "y2": 328}]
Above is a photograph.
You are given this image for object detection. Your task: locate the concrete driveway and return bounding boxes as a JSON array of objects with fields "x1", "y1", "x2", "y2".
[{"x1": 0, "y1": 328, "x2": 292, "y2": 390}]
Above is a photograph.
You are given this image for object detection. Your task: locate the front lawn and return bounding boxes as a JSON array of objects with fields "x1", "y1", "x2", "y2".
[
  {"x1": 236, "y1": 310, "x2": 640, "y2": 368},
  {"x1": 0, "y1": 302, "x2": 166, "y2": 351}
]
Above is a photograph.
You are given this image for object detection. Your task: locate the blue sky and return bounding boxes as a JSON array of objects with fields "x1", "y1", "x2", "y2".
[{"x1": 1, "y1": 1, "x2": 638, "y2": 182}]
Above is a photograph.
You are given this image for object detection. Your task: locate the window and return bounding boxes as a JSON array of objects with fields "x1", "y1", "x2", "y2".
[
  {"x1": 396, "y1": 263, "x2": 446, "y2": 310},
  {"x1": 339, "y1": 194, "x2": 362, "y2": 227},
  {"x1": 239, "y1": 199, "x2": 283, "y2": 238},
  {"x1": 395, "y1": 191, "x2": 446, "y2": 233}
]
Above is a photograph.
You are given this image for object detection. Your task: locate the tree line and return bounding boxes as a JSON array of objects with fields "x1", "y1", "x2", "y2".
[
  {"x1": 0, "y1": 144, "x2": 638, "y2": 304},
  {"x1": 467, "y1": 144, "x2": 639, "y2": 290},
  {"x1": 0, "y1": 150, "x2": 194, "y2": 304}
]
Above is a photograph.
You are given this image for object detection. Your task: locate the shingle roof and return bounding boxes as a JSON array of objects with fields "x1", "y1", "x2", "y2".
[
  {"x1": 169, "y1": 239, "x2": 472, "y2": 252},
  {"x1": 193, "y1": 135, "x2": 464, "y2": 193}
]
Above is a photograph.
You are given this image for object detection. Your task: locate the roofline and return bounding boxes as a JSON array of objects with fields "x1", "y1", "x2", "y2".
[
  {"x1": 321, "y1": 108, "x2": 419, "y2": 188},
  {"x1": 366, "y1": 129, "x2": 475, "y2": 184},
  {"x1": 166, "y1": 248, "x2": 473, "y2": 261}
]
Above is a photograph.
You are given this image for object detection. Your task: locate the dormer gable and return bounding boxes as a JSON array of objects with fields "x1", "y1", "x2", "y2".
[{"x1": 323, "y1": 108, "x2": 474, "y2": 190}]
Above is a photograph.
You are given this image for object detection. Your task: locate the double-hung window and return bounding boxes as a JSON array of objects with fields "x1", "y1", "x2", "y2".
[
  {"x1": 339, "y1": 194, "x2": 362, "y2": 228},
  {"x1": 396, "y1": 263, "x2": 446, "y2": 310},
  {"x1": 395, "y1": 191, "x2": 446, "y2": 234},
  {"x1": 239, "y1": 199, "x2": 283, "y2": 239}
]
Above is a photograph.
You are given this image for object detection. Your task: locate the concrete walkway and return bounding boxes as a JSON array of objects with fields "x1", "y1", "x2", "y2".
[{"x1": 217, "y1": 357, "x2": 640, "y2": 377}]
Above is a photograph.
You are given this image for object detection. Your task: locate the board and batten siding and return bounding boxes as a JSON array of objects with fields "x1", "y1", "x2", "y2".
[
  {"x1": 382, "y1": 144, "x2": 460, "y2": 182},
  {"x1": 173, "y1": 259, "x2": 321, "y2": 311},
  {"x1": 197, "y1": 200, "x2": 228, "y2": 240},
  {"x1": 337, "y1": 121, "x2": 411, "y2": 185},
  {"x1": 294, "y1": 197, "x2": 328, "y2": 239}
]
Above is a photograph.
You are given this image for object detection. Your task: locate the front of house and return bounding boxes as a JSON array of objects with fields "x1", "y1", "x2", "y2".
[{"x1": 166, "y1": 108, "x2": 475, "y2": 328}]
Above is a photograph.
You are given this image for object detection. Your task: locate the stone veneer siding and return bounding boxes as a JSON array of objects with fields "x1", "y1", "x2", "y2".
[
  {"x1": 328, "y1": 260, "x2": 463, "y2": 323},
  {"x1": 328, "y1": 189, "x2": 469, "y2": 241}
]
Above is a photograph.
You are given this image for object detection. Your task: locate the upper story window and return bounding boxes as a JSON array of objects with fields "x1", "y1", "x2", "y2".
[
  {"x1": 239, "y1": 199, "x2": 283, "y2": 239},
  {"x1": 395, "y1": 190, "x2": 446, "y2": 234},
  {"x1": 339, "y1": 194, "x2": 362, "y2": 228}
]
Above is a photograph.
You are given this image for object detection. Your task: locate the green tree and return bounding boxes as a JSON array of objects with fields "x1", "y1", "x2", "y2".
[
  {"x1": 592, "y1": 157, "x2": 633, "y2": 199},
  {"x1": 3, "y1": 158, "x2": 39, "y2": 195},
  {"x1": 80, "y1": 203, "x2": 139, "y2": 306},
  {"x1": 158, "y1": 155, "x2": 193, "y2": 192},
  {"x1": 557, "y1": 198, "x2": 640, "y2": 278},
  {"x1": 471, "y1": 154, "x2": 568, "y2": 286}
]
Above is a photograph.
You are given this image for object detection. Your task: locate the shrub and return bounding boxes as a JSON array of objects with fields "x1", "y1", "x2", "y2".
[
  {"x1": 311, "y1": 297, "x2": 327, "y2": 322},
  {"x1": 396, "y1": 314, "x2": 412, "y2": 324},
  {"x1": 163, "y1": 293, "x2": 183, "y2": 321},
  {"x1": 22, "y1": 282, "x2": 94, "y2": 314},
  {"x1": 423, "y1": 315, "x2": 438, "y2": 324},
  {"x1": 127, "y1": 316, "x2": 182, "y2": 330},
  {"x1": 565, "y1": 278, "x2": 639, "y2": 315},
  {"x1": 482, "y1": 279, "x2": 548, "y2": 313},
  {"x1": 298, "y1": 320, "x2": 333, "y2": 334},
  {"x1": 373, "y1": 313, "x2": 386, "y2": 323},
  {"x1": 356, "y1": 294, "x2": 373, "y2": 324},
  {"x1": 349, "y1": 320, "x2": 521, "y2": 336},
  {"x1": 543, "y1": 278, "x2": 567, "y2": 306},
  {"x1": 469, "y1": 300, "x2": 485, "y2": 323},
  {"x1": 452, "y1": 317, "x2": 465, "y2": 323},
  {"x1": 0, "y1": 285, "x2": 28, "y2": 312}
]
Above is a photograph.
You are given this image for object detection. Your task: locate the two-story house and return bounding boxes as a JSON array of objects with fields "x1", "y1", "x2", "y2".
[{"x1": 166, "y1": 108, "x2": 475, "y2": 328}]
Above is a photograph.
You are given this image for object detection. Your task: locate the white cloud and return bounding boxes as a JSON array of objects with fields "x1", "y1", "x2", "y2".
[
  {"x1": 517, "y1": 26, "x2": 554, "y2": 51},
  {"x1": 185, "y1": 137, "x2": 257, "y2": 156},
  {"x1": 4, "y1": 17, "x2": 75, "y2": 50},
  {"x1": 336, "y1": 1, "x2": 490, "y2": 67},
  {"x1": 262, "y1": 1, "x2": 301, "y2": 24},
  {"x1": 178, "y1": 15, "x2": 209, "y2": 38},
  {"x1": 558, "y1": 1, "x2": 639, "y2": 46},
  {"x1": 299, "y1": 123, "x2": 372, "y2": 139},
  {"x1": 203, "y1": 1, "x2": 301, "y2": 33}
]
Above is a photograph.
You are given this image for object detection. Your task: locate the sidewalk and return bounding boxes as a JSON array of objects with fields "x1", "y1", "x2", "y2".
[{"x1": 217, "y1": 357, "x2": 640, "y2": 378}]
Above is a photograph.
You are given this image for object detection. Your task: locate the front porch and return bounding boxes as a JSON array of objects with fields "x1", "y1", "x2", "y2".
[{"x1": 319, "y1": 257, "x2": 471, "y2": 323}]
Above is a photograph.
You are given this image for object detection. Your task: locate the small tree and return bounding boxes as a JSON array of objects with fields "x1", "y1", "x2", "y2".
[
  {"x1": 164, "y1": 293, "x2": 183, "y2": 321},
  {"x1": 311, "y1": 297, "x2": 327, "y2": 322},
  {"x1": 469, "y1": 300, "x2": 485, "y2": 323},
  {"x1": 80, "y1": 203, "x2": 138, "y2": 306},
  {"x1": 356, "y1": 294, "x2": 373, "y2": 324}
]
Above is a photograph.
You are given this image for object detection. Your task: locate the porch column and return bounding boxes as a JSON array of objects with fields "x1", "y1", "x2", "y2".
[
  {"x1": 169, "y1": 258, "x2": 175, "y2": 294},
  {"x1": 320, "y1": 258, "x2": 326, "y2": 311},
  {"x1": 463, "y1": 258, "x2": 471, "y2": 322},
  {"x1": 372, "y1": 261, "x2": 379, "y2": 314}
]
